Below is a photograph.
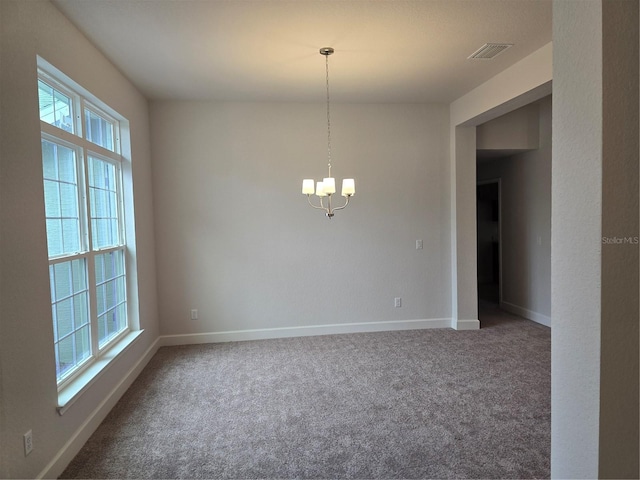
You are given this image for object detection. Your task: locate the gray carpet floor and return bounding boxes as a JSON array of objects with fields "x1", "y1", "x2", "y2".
[{"x1": 61, "y1": 306, "x2": 550, "y2": 479}]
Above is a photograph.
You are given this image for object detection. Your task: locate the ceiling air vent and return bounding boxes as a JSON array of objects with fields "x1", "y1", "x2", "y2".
[{"x1": 468, "y1": 43, "x2": 513, "y2": 60}]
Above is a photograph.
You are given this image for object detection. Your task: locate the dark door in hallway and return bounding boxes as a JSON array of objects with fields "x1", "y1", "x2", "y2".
[{"x1": 477, "y1": 181, "x2": 500, "y2": 304}]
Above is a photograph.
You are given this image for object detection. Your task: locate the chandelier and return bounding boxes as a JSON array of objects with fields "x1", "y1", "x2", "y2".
[{"x1": 302, "y1": 47, "x2": 355, "y2": 219}]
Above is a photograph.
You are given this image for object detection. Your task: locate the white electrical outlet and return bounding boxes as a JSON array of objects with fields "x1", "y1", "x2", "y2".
[
  {"x1": 24, "y1": 430, "x2": 33, "y2": 456},
  {"x1": 416, "y1": 239, "x2": 423, "y2": 250},
  {"x1": 394, "y1": 297, "x2": 402, "y2": 308},
  {"x1": 190, "y1": 309, "x2": 198, "y2": 320}
]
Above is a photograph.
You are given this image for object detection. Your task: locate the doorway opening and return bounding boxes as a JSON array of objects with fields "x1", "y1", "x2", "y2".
[{"x1": 477, "y1": 179, "x2": 501, "y2": 305}]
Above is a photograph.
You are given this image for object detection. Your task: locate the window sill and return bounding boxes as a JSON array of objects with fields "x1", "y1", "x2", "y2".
[{"x1": 57, "y1": 329, "x2": 144, "y2": 416}]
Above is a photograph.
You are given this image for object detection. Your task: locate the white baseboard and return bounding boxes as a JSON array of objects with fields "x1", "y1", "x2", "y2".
[
  {"x1": 453, "y1": 318, "x2": 481, "y2": 330},
  {"x1": 38, "y1": 337, "x2": 161, "y2": 479},
  {"x1": 160, "y1": 318, "x2": 453, "y2": 346},
  {"x1": 500, "y1": 301, "x2": 551, "y2": 327}
]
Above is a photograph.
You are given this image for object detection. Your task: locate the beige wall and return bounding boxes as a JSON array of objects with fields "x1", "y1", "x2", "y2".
[
  {"x1": 0, "y1": 1, "x2": 159, "y2": 478},
  {"x1": 2, "y1": 0, "x2": 637, "y2": 477},
  {"x1": 476, "y1": 101, "x2": 541, "y2": 151},
  {"x1": 599, "y1": 0, "x2": 639, "y2": 476},
  {"x1": 150, "y1": 101, "x2": 452, "y2": 338},
  {"x1": 552, "y1": 0, "x2": 638, "y2": 477}
]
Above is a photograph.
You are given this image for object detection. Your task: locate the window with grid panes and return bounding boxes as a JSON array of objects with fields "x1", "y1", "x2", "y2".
[{"x1": 38, "y1": 69, "x2": 130, "y2": 386}]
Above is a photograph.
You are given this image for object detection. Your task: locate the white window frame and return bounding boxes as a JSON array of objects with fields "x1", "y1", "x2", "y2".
[{"x1": 38, "y1": 64, "x2": 132, "y2": 391}]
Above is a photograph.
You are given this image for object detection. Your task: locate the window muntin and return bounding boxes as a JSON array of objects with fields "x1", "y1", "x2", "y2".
[
  {"x1": 38, "y1": 79, "x2": 75, "y2": 133},
  {"x1": 88, "y1": 155, "x2": 122, "y2": 249},
  {"x1": 38, "y1": 70, "x2": 130, "y2": 386},
  {"x1": 95, "y1": 250, "x2": 127, "y2": 348},
  {"x1": 84, "y1": 107, "x2": 116, "y2": 152},
  {"x1": 41, "y1": 138, "x2": 83, "y2": 257},
  {"x1": 50, "y1": 259, "x2": 91, "y2": 379}
]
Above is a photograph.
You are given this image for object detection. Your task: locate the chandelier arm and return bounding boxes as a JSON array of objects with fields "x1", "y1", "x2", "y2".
[
  {"x1": 307, "y1": 194, "x2": 330, "y2": 213},
  {"x1": 330, "y1": 195, "x2": 350, "y2": 212}
]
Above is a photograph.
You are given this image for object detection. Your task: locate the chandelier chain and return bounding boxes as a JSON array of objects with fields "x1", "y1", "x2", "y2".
[{"x1": 326, "y1": 52, "x2": 332, "y2": 175}]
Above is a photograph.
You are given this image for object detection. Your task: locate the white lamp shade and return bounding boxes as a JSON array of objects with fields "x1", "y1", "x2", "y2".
[
  {"x1": 316, "y1": 181, "x2": 327, "y2": 197},
  {"x1": 342, "y1": 178, "x2": 355, "y2": 196},
  {"x1": 322, "y1": 177, "x2": 336, "y2": 194},
  {"x1": 302, "y1": 179, "x2": 315, "y2": 195}
]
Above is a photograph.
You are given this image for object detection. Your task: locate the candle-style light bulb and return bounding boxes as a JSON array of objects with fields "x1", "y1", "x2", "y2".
[
  {"x1": 341, "y1": 178, "x2": 355, "y2": 196},
  {"x1": 323, "y1": 177, "x2": 336, "y2": 194},
  {"x1": 302, "y1": 179, "x2": 315, "y2": 195},
  {"x1": 316, "y1": 181, "x2": 327, "y2": 197}
]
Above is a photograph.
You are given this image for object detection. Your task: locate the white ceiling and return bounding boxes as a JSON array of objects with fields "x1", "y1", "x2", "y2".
[{"x1": 52, "y1": 0, "x2": 551, "y2": 103}]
